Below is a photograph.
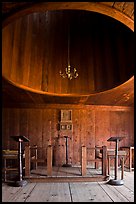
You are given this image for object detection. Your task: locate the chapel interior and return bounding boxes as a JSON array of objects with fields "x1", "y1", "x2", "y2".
[{"x1": 2, "y1": 2, "x2": 134, "y2": 184}]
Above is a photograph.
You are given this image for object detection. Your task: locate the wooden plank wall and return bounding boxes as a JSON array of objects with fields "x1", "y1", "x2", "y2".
[{"x1": 2, "y1": 106, "x2": 134, "y2": 166}]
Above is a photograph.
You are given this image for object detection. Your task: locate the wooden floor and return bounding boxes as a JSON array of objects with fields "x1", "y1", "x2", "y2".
[
  {"x1": 30, "y1": 165, "x2": 104, "y2": 176},
  {"x1": 2, "y1": 167, "x2": 134, "y2": 202},
  {"x1": 23, "y1": 166, "x2": 107, "y2": 182}
]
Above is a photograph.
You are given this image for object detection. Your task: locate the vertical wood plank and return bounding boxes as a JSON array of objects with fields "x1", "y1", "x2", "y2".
[
  {"x1": 2, "y1": 24, "x2": 14, "y2": 78},
  {"x1": 81, "y1": 146, "x2": 86, "y2": 176},
  {"x1": 72, "y1": 109, "x2": 80, "y2": 165},
  {"x1": 25, "y1": 145, "x2": 30, "y2": 176},
  {"x1": 19, "y1": 109, "x2": 29, "y2": 136},
  {"x1": 22, "y1": 15, "x2": 32, "y2": 86},
  {"x1": 9, "y1": 109, "x2": 20, "y2": 149},
  {"x1": 47, "y1": 145, "x2": 52, "y2": 176},
  {"x1": 102, "y1": 145, "x2": 107, "y2": 176},
  {"x1": 2, "y1": 108, "x2": 10, "y2": 149},
  {"x1": 10, "y1": 19, "x2": 21, "y2": 82}
]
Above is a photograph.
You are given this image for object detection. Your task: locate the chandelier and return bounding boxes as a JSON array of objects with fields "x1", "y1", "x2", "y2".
[{"x1": 59, "y1": 25, "x2": 78, "y2": 80}]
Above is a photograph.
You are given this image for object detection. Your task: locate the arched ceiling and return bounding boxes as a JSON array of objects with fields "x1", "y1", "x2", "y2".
[{"x1": 2, "y1": 2, "x2": 134, "y2": 107}]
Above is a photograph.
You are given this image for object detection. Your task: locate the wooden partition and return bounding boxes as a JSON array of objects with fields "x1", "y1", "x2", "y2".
[
  {"x1": 81, "y1": 146, "x2": 107, "y2": 176},
  {"x1": 25, "y1": 145, "x2": 52, "y2": 177}
]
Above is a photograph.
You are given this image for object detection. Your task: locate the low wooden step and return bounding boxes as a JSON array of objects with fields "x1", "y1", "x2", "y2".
[
  {"x1": 25, "y1": 175, "x2": 109, "y2": 183},
  {"x1": 3, "y1": 168, "x2": 18, "y2": 171}
]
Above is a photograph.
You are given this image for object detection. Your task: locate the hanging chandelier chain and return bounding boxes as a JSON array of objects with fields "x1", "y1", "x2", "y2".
[
  {"x1": 68, "y1": 24, "x2": 70, "y2": 67},
  {"x1": 59, "y1": 20, "x2": 78, "y2": 80}
]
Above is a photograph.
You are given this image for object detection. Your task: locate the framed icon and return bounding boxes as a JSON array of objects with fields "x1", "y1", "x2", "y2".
[{"x1": 61, "y1": 110, "x2": 72, "y2": 122}]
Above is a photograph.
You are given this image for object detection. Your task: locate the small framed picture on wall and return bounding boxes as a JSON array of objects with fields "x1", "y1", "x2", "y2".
[{"x1": 61, "y1": 110, "x2": 72, "y2": 122}]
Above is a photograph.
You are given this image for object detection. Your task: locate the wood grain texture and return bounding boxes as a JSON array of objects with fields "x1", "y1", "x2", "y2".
[{"x1": 2, "y1": 106, "x2": 134, "y2": 166}]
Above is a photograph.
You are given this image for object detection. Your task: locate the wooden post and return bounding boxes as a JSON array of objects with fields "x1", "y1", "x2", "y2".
[
  {"x1": 95, "y1": 147, "x2": 99, "y2": 169},
  {"x1": 129, "y1": 147, "x2": 132, "y2": 172},
  {"x1": 25, "y1": 145, "x2": 30, "y2": 177},
  {"x1": 33, "y1": 145, "x2": 38, "y2": 170},
  {"x1": 47, "y1": 145, "x2": 52, "y2": 176},
  {"x1": 81, "y1": 146, "x2": 86, "y2": 176},
  {"x1": 121, "y1": 157, "x2": 124, "y2": 180},
  {"x1": 108, "y1": 156, "x2": 110, "y2": 175},
  {"x1": 102, "y1": 145, "x2": 107, "y2": 176}
]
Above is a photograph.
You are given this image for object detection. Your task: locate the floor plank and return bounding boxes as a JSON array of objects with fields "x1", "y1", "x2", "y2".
[
  {"x1": 25, "y1": 183, "x2": 71, "y2": 202},
  {"x1": 25, "y1": 183, "x2": 53, "y2": 202},
  {"x1": 9, "y1": 183, "x2": 37, "y2": 202},
  {"x1": 70, "y1": 182, "x2": 113, "y2": 202},
  {"x1": 99, "y1": 182, "x2": 130, "y2": 202},
  {"x1": 2, "y1": 184, "x2": 22, "y2": 202}
]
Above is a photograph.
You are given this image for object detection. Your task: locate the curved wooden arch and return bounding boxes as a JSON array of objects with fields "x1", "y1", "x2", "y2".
[
  {"x1": 2, "y1": 2, "x2": 134, "y2": 98},
  {"x1": 2, "y1": 2, "x2": 134, "y2": 31},
  {"x1": 2, "y1": 74, "x2": 134, "y2": 98}
]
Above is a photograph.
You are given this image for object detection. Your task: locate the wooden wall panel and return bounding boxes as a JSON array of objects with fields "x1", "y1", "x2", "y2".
[
  {"x1": 129, "y1": 112, "x2": 134, "y2": 146},
  {"x1": 28, "y1": 109, "x2": 43, "y2": 147},
  {"x1": 2, "y1": 108, "x2": 10, "y2": 149},
  {"x1": 2, "y1": 106, "x2": 134, "y2": 166},
  {"x1": 19, "y1": 109, "x2": 29, "y2": 136},
  {"x1": 95, "y1": 110, "x2": 110, "y2": 147},
  {"x1": 72, "y1": 109, "x2": 81, "y2": 165},
  {"x1": 10, "y1": 109, "x2": 20, "y2": 149},
  {"x1": 41, "y1": 109, "x2": 51, "y2": 163},
  {"x1": 86, "y1": 110, "x2": 95, "y2": 148},
  {"x1": 109, "y1": 111, "x2": 127, "y2": 149},
  {"x1": 86, "y1": 109, "x2": 95, "y2": 165}
]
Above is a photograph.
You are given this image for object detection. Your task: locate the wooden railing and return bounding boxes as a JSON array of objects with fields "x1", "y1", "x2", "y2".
[
  {"x1": 81, "y1": 146, "x2": 107, "y2": 176},
  {"x1": 25, "y1": 145, "x2": 107, "y2": 178}
]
